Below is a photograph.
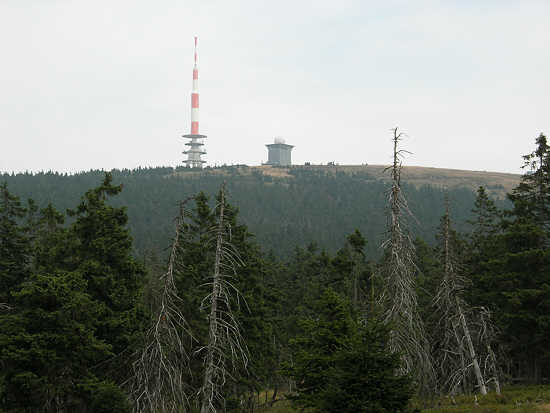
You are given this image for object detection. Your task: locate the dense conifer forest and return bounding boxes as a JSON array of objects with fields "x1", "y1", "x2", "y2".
[
  {"x1": 1, "y1": 134, "x2": 549, "y2": 412},
  {"x1": 1, "y1": 166, "x2": 498, "y2": 259}
]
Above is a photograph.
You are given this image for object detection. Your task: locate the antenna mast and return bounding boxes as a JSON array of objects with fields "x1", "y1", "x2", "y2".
[{"x1": 182, "y1": 36, "x2": 206, "y2": 168}]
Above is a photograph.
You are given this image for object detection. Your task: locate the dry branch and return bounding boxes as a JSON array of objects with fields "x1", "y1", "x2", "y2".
[
  {"x1": 432, "y1": 194, "x2": 499, "y2": 395},
  {"x1": 130, "y1": 200, "x2": 195, "y2": 413},
  {"x1": 379, "y1": 128, "x2": 434, "y2": 393},
  {"x1": 0, "y1": 303, "x2": 12, "y2": 311},
  {"x1": 199, "y1": 184, "x2": 248, "y2": 413}
]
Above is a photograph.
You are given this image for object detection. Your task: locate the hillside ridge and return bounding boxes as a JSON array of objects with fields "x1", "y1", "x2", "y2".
[
  {"x1": 174, "y1": 164, "x2": 521, "y2": 199},
  {"x1": 2, "y1": 164, "x2": 518, "y2": 258}
]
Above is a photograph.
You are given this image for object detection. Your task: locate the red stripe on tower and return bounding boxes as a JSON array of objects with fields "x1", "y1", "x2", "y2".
[
  {"x1": 182, "y1": 36, "x2": 206, "y2": 168},
  {"x1": 190, "y1": 36, "x2": 199, "y2": 135}
]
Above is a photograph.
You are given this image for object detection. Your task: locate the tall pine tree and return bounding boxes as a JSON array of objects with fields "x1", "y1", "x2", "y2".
[
  {"x1": 471, "y1": 134, "x2": 550, "y2": 382},
  {"x1": 0, "y1": 183, "x2": 30, "y2": 305},
  {"x1": 0, "y1": 175, "x2": 140, "y2": 412},
  {"x1": 284, "y1": 288, "x2": 413, "y2": 413}
]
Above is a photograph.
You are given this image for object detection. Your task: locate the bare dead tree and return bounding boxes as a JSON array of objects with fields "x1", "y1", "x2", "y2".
[
  {"x1": 379, "y1": 127, "x2": 434, "y2": 393},
  {"x1": 0, "y1": 303, "x2": 12, "y2": 311},
  {"x1": 199, "y1": 184, "x2": 248, "y2": 413},
  {"x1": 476, "y1": 307, "x2": 501, "y2": 394},
  {"x1": 351, "y1": 249, "x2": 361, "y2": 310},
  {"x1": 344, "y1": 242, "x2": 363, "y2": 313},
  {"x1": 131, "y1": 200, "x2": 195, "y2": 413},
  {"x1": 432, "y1": 194, "x2": 498, "y2": 396}
]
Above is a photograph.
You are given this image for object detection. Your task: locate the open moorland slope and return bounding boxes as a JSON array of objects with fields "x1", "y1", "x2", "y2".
[{"x1": 176, "y1": 164, "x2": 519, "y2": 199}]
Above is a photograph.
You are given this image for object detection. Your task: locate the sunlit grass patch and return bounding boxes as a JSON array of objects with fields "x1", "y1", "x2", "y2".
[{"x1": 259, "y1": 385, "x2": 550, "y2": 413}]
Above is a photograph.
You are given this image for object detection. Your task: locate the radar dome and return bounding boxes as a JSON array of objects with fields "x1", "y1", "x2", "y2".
[{"x1": 274, "y1": 137, "x2": 285, "y2": 144}]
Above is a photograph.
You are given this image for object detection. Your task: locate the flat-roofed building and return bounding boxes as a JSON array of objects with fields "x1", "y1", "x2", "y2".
[{"x1": 265, "y1": 137, "x2": 294, "y2": 166}]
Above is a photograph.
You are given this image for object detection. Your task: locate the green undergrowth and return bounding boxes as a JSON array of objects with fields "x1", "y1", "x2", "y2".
[{"x1": 258, "y1": 386, "x2": 550, "y2": 413}]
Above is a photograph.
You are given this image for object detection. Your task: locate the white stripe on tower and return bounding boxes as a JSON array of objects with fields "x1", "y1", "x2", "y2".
[{"x1": 191, "y1": 36, "x2": 199, "y2": 135}]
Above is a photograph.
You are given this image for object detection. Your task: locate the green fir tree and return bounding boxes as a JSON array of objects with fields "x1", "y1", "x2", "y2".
[{"x1": 285, "y1": 288, "x2": 414, "y2": 413}]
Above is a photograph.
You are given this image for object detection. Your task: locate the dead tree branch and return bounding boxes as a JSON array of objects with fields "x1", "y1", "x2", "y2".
[
  {"x1": 199, "y1": 184, "x2": 248, "y2": 413},
  {"x1": 0, "y1": 303, "x2": 12, "y2": 311},
  {"x1": 432, "y1": 194, "x2": 498, "y2": 395},
  {"x1": 379, "y1": 127, "x2": 434, "y2": 394},
  {"x1": 131, "y1": 200, "x2": 195, "y2": 413}
]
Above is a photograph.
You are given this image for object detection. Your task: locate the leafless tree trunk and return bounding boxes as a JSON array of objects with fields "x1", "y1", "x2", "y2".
[
  {"x1": 379, "y1": 127, "x2": 434, "y2": 393},
  {"x1": 350, "y1": 248, "x2": 361, "y2": 311},
  {"x1": 131, "y1": 200, "x2": 195, "y2": 413},
  {"x1": 199, "y1": 184, "x2": 248, "y2": 413},
  {"x1": 433, "y1": 195, "x2": 496, "y2": 396},
  {"x1": 478, "y1": 307, "x2": 501, "y2": 394},
  {"x1": 459, "y1": 300, "x2": 486, "y2": 395}
]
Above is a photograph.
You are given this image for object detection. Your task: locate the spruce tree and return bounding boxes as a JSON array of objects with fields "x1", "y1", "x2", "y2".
[
  {"x1": 0, "y1": 182, "x2": 30, "y2": 304},
  {"x1": 142, "y1": 190, "x2": 272, "y2": 411},
  {"x1": 432, "y1": 198, "x2": 497, "y2": 395},
  {"x1": 285, "y1": 288, "x2": 413, "y2": 413},
  {"x1": 509, "y1": 133, "x2": 550, "y2": 238},
  {"x1": 466, "y1": 187, "x2": 502, "y2": 309},
  {"x1": 66, "y1": 172, "x2": 145, "y2": 361},
  {"x1": 471, "y1": 134, "x2": 550, "y2": 382},
  {"x1": 500, "y1": 134, "x2": 550, "y2": 381},
  {"x1": 378, "y1": 128, "x2": 433, "y2": 393},
  {"x1": 331, "y1": 230, "x2": 369, "y2": 310},
  {"x1": 0, "y1": 271, "x2": 120, "y2": 412},
  {"x1": 469, "y1": 187, "x2": 501, "y2": 244},
  {"x1": 0, "y1": 175, "x2": 136, "y2": 412}
]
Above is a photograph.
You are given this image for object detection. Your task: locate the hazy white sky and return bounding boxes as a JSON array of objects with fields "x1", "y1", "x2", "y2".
[{"x1": 1, "y1": 0, "x2": 548, "y2": 174}]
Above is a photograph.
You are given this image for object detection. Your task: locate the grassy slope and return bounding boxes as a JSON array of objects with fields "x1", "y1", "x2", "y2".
[
  {"x1": 177, "y1": 164, "x2": 520, "y2": 200},
  {"x1": 258, "y1": 386, "x2": 550, "y2": 413}
]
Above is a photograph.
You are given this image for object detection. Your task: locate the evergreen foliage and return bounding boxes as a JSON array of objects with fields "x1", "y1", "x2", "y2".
[
  {"x1": 1, "y1": 167, "x2": 482, "y2": 260},
  {"x1": 509, "y1": 133, "x2": 550, "y2": 235},
  {"x1": 140, "y1": 190, "x2": 276, "y2": 409},
  {"x1": 3, "y1": 135, "x2": 550, "y2": 411},
  {"x1": 0, "y1": 271, "x2": 115, "y2": 412},
  {"x1": 0, "y1": 174, "x2": 141, "y2": 412},
  {"x1": 285, "y1": 288, "x2": 414, "y2": 413},
  {"x1": 0, "y1": 183, "x2": 30, "y2": 304},
  {"x1": 467, "y1": 134, "x2": 550, "y2": 383},
  {"x1": 66, "y1": 173, "x2": 145, "y2": 359}
]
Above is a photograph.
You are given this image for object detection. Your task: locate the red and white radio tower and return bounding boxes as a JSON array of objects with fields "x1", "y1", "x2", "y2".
[{"x1": 182, "y1": 36, "x2": 206, "y2": 168}]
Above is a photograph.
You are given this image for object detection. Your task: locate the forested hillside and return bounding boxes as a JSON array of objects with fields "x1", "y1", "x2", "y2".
[
  {"x1": 1, "y1": 135, "x2": 549, "y2": 413},
  {"x1": 0, "y1": 166, "x2": 510, "y2": 259}
]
